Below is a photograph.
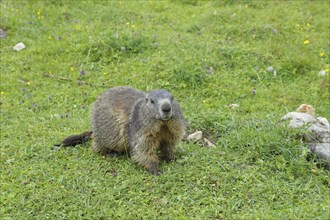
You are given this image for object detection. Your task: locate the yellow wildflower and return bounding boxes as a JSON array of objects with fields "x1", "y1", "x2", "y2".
[
  {"x1": 0, "y1": 91, "x2": 4, "y2": 95},
  {"x1": 70, "y1": 67, "x2": 75, "y2": 72},
  {"x1": 320, "y1": 51, "x2": 325, "y2": 57},
  {"x1": 37, "y1": 9, "x2": 42, "y2": 19},
  {"x1": 131, "y1": 24, "x2": 136, "y2": 28},
  {"x1": 326, "y1": 68, "x2": 329, "y2": 73},
  {"x1": 27, "y1": 81, "x2": 31, "y2": 86},
  {"x1": 303, "y1": 40, "x2": 310, "y2": 45},
  {"x1": 75, "y1": 24, "x2": 81, "y2": 30}
]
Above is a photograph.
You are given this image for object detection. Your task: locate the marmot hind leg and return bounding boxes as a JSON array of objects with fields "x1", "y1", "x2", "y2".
[
  {"x1": 92, "y1": 140, "x2": 111, "y2": 155},
  {"x1": 92, "y1": 140, "x2": 127, "y2": 157}
]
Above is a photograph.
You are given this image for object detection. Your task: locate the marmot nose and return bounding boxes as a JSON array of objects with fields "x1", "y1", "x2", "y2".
[{"x1": 162, "y1": 103, "x2": 171, "y2": 113}]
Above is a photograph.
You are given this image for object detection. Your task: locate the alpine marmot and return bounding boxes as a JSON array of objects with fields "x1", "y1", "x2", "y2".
[{"x1": 57, "y1": 86, "x2": 186, "y2": 175}]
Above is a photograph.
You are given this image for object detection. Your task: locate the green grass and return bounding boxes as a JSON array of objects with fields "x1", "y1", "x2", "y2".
[{"x1": 1, "y1": 0, "x2": 329, "y2": 219}]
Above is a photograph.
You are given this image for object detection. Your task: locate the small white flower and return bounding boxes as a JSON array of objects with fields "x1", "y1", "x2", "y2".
[
  {"x1": 266, "y1": 66, "x2": 274, "y2": 72},
  {"x1": 318, "y1": 70, "x2": 326, "y2": 77}
]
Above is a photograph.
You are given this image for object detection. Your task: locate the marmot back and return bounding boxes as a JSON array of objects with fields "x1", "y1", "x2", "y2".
[
  {"x1": 91, "y1": 86, "x2": 186, "y2": 174},
  {"x1": 91, "y1": 86, "x2": 145, "y2": 154}
]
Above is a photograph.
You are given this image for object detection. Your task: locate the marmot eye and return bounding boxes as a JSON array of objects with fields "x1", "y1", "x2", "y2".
[{"x1": 150, "y1": 99, "x2": 155, "y2": 104}]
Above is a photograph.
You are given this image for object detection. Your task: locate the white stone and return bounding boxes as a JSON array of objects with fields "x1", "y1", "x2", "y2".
[
  {"x1": 281, "y1": 112, "x2": 317, "y2": 128},
  {"x1": 308, "y1": 143, "x2": 330, "y2": 162},
  {"x1": 229, "y1": 103, "x2": 239, "y2": 109},
  {"x1": 273, "y1": 70, "x2": 277, "y2": 78},
  {"x1": 0, "y1": 28, "x2": 7, "y2": 38},
  {"x1": 186, "y1": 131, "x2": 203, "y2": 142},
  {"x1": 13, "y1": 42, "x2": 26, "y2": 51},
  {"x1": 203, "y1": 138, "x2": 216, "y2": 147},
  {"x1": 281, "y1": 112, "x2": 330, "y2": 142},
  {"x1": 282, "y1": 110, "x2": 330, "y2": 169},
  {"x1": 266, "y1": 66, "x2": 274, "y2": 72},
  {"x1": 317, "y1": 117, "x2": 330, "y2": 129}
]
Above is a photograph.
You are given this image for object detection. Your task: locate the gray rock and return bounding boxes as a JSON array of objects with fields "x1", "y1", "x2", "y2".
[
  {"x1": 0, "y1": 28, "x2": 7, "y2": 38},
  {"x1": 281, "y1": 112, "x2": 317, "y2": 128},
  {"x1": 281, "y1": 111, "x2": 330, "y2": 169},
  {"x1": 307, "y1": 143, "x2": 330, "y2": 162}
]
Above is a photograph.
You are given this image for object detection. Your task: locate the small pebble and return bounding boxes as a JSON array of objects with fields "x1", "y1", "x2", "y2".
[
  {"x1": 203, "y1": 138, "x2": 216, "y2": 147},
  {"x1": 186, "y1": 131, "x2": 203, "y2": 142},
  {"x1": 229, "y1": 103, "x2": 239, "y2": 109},
  {"x1": 266, "y1": 66, "x2": 274, "y2": 72},
  {"x1": 207, "y1": 66, "x2": 214, "y2": 75},
  {"x1": 13, "y1": 42, "x2": 26, "y2": 51},
  {"x1": 0, "y1": 28, "x2": 7, "y2": 38}
]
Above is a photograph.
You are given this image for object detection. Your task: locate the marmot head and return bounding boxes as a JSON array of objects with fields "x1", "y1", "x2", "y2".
[{"x1": 146, "y1": 90, "x2": 174, "y2": 121}]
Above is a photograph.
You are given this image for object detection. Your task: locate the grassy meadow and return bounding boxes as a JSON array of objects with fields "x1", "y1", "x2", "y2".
[{"x1": 1, "y1": 0, "x2": 330, "y2": 219}]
